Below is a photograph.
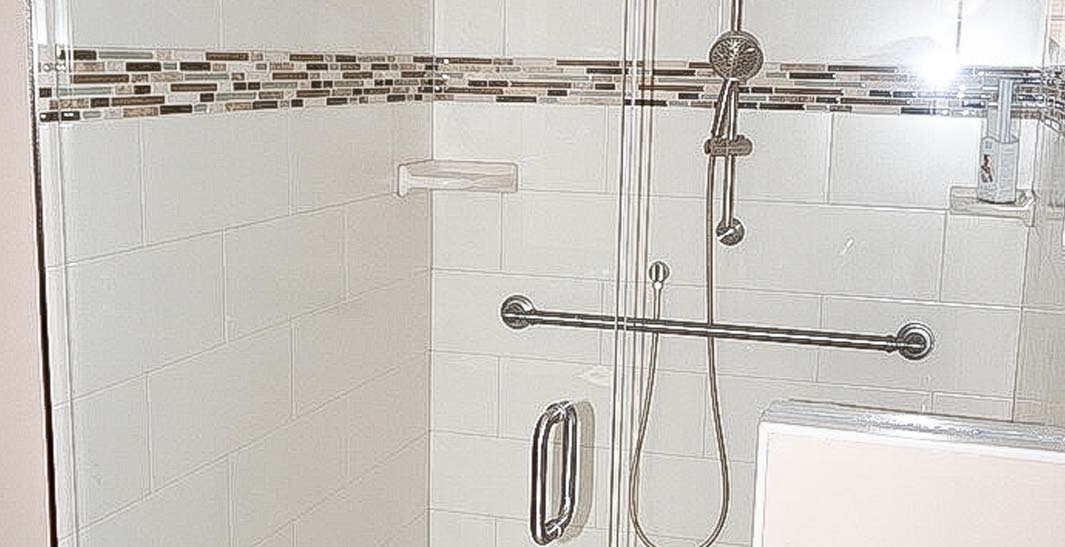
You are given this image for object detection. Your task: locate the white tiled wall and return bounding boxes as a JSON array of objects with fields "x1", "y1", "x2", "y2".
[
  {"x1": 432, "y1": 0, "x2": 1047, "y2": 65},
  {"x1": 41, "y1": 1, "x2": 1059, "y2": 547},
  {"x1": 1015, "y1": 119, "x2": 1065, "y2": 427},
  {"x1": 428, "y1": 38, "x2": 1038, "y2": 543},
  {"x1": 67, "y1": 0, "x2": 432, "y2": 52},
  {"x1": 45, "y1": 103, "x2": 432, "y2": 547}
]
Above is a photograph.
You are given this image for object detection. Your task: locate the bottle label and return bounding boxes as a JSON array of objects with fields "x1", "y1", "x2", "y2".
[{"x1": 977, "y1": 137, "x2": 1019, "y2": 204}]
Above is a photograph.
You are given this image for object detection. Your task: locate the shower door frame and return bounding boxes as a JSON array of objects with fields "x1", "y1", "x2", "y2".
[
  {"x1": 0, "y1": 0, "x2": 57, "y2": 545},
  {"x1": 606, "y1": 0, "x2": 665, "y2": 545}
]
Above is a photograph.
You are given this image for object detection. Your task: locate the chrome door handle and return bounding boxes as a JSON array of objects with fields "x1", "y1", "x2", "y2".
[{"x1": 530, "y1": 401, "x2": 579, "y2": 545}]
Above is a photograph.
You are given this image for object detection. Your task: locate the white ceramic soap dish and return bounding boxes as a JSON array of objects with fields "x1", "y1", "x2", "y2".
[{"x1": 397, "y1": 160, "x2": 518, "y2": 197}]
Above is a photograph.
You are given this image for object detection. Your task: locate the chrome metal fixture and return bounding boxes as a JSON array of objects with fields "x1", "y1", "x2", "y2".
[
  {"x1": 530, "y1": 401, "x2": 580, "y2": 546},
  {"x1": 501, "y1": 295, "x2": 936, "y2": 361},
  {"x1": 704, "y1": 3, "x2": 764, "y2": 247}
]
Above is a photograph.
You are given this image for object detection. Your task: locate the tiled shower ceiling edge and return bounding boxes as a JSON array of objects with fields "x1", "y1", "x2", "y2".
[{"x1": 36, "y1": 46, "x2": 1059, "y2": 127}]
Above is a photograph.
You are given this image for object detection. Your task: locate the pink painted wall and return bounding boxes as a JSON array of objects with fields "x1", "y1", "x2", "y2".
[{"x1": 0, "y1": 0, "x2": 53, "y2": 544}]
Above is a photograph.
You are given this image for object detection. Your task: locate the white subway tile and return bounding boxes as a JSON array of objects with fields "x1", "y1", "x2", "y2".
[
  {"x1": 67, "y1": 235, "x2": 224, "y2": 394},
  {"x1": 431, "y1": 435, "x2": 607, "y2": 533},
  {"x1": 431, "y1": 271, "x2": 602, "y2": 362},
  {"x1": 745, "y1": 0, "x2": 960, "y2": 64},
  {"x1": 72, "y1": 381, "x2": 150, "y2": 524},
  {"x1": 435, "y1": 0, "x2": 505, "y2": 55},
  {"x1": 653, "y1": 0, "x2": 722, "y2": 60},
  {"x1": 959, "y1": 0, "x2": 1047, "y2": 66},
  {"x1": 740, "y1": 111, "x2": 831, "y2": 203},
  {"x1": 430, "y1": 511, "x2": 495, "y2": 547},
  {"x1": 1014, "y1": 310, "x2": 1065, "y2": 404},
  {"x1": 498, "y1": 357, "x2": 614, "y2": 447},
  {"x1": 710, "y1": 375, "x2": 931, "y2": 463},
  {"x1": 347, "y1": 354, "x2": 429, "y2": 479},
  {"x1": 382, "y1": 515, "x2": 428, "y2": 547},
  {"x1": 221, "y1": 0, "x2": 298, "y2": 48},
  {"x1": 1023, "y1": 216, "x2": 1065, "y2": 311},
  {"x1": 641, "y1": 370, "x2": 710, "y2": 458},
  {"x1": 430, "y1": 433, "x2": 528, "y2": 519},
  {"x1": 433, "y1": 192, "x2": 503, "y2": 271},
  {"x1": 78, "y1": 463, "x2": 229, "y2": 547},
  {"x1": 501, "y1": 192, "x2": 616, "y2": 280},
  {"x1": 819, "y1": 298, "x2": 1021, "y2": 398},
  {"x1": 648, "y1": 109, "x2": 830, "y2": 202},
  {"x1": 648, "y1": 284, "x2": 820, "y2": 381},
  {"x1": 352, "y1": 0, "x2": 433, "y2": 53},
  {"x1": 291, "y1": 107, "x2": 394, "y2": 211},
  {"x1": 829, "y1": 115, "x2": 981, "y2": 209},
  {"x1": 932, "y1": 393, "x2": 1013, "y2": 420},
  {"x1": 435, "y1": 103, "x2": 521, "y2": 165},
  {"x1": 296, "y1": 437, "x2": 427, "y2": 546},
  {"x1": 255, "y1": 526, "x2": 295, "y2": 547},
  {"x1": 631, "y1": 453, "x2": 754, "y2": 545},
  {"x1": 225, "y1": 210, "x2": 345, "y2": 336},
  {"x1": 345, "y1": 192, "x2": 430, "y2": 296},
  {"x1": 434, "y1": 103, "x2": 609, "y2": 193},
  {"x1": 71, "y1": 0, "x2": 220, "y2": 47},
  {"x1": 149, "y1": 326, "x2": 292, "y2": 485},
  {"x1": 431, "y1": 352, "x2": 499, "y2": 436},
  {"x1": 393, "y1": 102, "x2": 433, "y2": 166},
  {"x1": 234, "y1": 354, "x2": 426, "y2": 547},
  {"x1": 941, "y1": 215, "x2": 1028, "y2": 306},
  {"x1": 231, "y1": 397, "x2": 349, "y2": 547},
  {"x1": 647, "y1": 108, "x2": 715, "y2": 197},
  {"x1": 517, "y1": 106, "x2": 609, "y2": 193},
  {"x1": 654, "y1": 198, "x2": 945, "y2": 299},
  {"x1": 506, "y1": 0, "x2": 622, "y2": 58},
  {"x1": 58, "y1": 121, "x2": 143, "y2": 260},
  {"x1": 143, "y1": 113, "x2": 289, "y2": 243},
  {"x1": 293, "y1": 275, "x2": 429, "y2": 413}
]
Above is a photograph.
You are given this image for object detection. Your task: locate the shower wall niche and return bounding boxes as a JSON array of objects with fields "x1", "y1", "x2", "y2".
[{"x1": 38, "y1": 1, "x2": 434, "y2": 545}]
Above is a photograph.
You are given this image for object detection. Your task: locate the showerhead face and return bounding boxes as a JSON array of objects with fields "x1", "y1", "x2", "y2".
[{"x1": 709, "y1": 30, "x2": 764, "y2": 82}]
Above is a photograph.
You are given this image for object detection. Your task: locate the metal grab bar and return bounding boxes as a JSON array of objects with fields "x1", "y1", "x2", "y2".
[
  {"x1": 502, "y1": 295, "x2": 935, "y2": 361},
  {"x1": 530, "y1": 401, "x2": 580, "y2": 545}
]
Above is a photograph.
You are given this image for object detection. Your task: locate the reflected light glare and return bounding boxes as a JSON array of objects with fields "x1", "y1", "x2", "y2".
[{"x1": 919, "y1": 50, "x2": 961, "y2": 89}]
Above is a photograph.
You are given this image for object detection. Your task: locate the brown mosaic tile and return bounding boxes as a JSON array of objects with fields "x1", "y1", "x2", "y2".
[{"x1": 35, "y1": 45, "x2": 1052, "y2": 127}]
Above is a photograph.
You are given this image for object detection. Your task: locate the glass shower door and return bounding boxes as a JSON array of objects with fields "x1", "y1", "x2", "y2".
[
  {"x1": 610, "y1": 1, "x2": 1056, "y2": 547},
  {"x1": 35, "y1": 0, "x2": 436, "y2": 544}
]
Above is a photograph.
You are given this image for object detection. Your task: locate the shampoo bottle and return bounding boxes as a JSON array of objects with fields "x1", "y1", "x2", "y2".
[{"x1": 977, "y1": 79, "x2": 1021, "y2": 204}]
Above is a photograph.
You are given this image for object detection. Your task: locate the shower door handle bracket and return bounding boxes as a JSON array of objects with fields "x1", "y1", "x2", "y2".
[{"x1": 530, "y1": 401, "x2": 580, "y2": 545}]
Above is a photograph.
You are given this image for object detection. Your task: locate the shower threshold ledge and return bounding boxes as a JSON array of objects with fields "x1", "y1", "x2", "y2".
[{"x1": 396, "y1": 159, "x2": 518, "y2": 197}]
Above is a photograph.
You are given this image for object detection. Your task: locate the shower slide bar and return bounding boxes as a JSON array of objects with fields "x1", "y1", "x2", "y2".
[{"x1": 501, "y1": 295, "x2": 935, "y2": 361}]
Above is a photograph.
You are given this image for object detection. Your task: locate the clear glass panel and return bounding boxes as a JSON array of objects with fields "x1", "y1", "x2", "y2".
[
  {"x1": 32, "y1": 0, "x2": 1065, "y2": 545},
  {"x1": 35, "y1": 0, "x2": 438, "y2": 544},
  {"x1": 612, "y1": 1, "x2": 1061, "y2": 546}
]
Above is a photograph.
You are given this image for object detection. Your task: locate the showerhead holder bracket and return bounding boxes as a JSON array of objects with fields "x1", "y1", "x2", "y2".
[
  {"x1": 716, "y1": 218, "x2": 746, "y2": 246},
  {"x1": 704, "y1": 135, "x2": 753, "y2": 158}
]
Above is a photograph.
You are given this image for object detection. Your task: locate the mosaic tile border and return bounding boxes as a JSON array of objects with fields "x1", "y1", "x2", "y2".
[
  {"x1": 36, "y1": 47, "x2": 433, "y2": 122},
  {"x1": 36, "y1": 46, "x2": 1047, "y2": 124},
  {"x1": 434, "y1": 56, "x2": 1045, "y2": 119},
  {"x1": 1043, "y1": 66, "x2": 1065, "y2": 132}
]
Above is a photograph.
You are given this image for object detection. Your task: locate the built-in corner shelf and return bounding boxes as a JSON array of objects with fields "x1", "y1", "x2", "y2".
[
  {"x1": 949, "y1": 186, "x2": 1036, "y2": 226},
  {"x1": 396, "y1": 160, "x2": 518, "y2": 197}
]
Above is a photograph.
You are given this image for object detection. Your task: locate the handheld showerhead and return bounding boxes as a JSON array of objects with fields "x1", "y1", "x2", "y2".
[{"x1": 708, "y1": 30, "x2": 764, "y2": 83}]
